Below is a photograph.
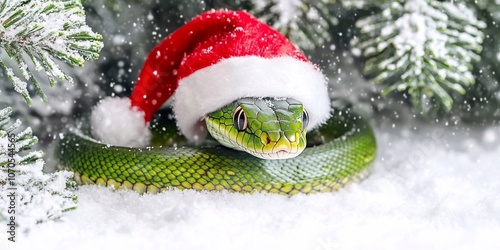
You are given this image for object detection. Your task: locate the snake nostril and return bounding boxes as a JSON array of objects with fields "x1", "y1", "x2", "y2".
[{"x1": 261, "y1": 132, "x2": 271, "y2": 145}]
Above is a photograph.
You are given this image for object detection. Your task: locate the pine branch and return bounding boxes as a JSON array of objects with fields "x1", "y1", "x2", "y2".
[
  {"x1": 455, "y1": 0, "x2": 500, "y2": 121},
  {"x1": 249, "y1": 0, "x2": 337, "y2": 50},
  {"x1": 0, "y1": 0, "x2": 103, "y2": 105},
  {"x1": 0, "y1": 107, "x2": 42, "y2": 166},
  {"x1": 1, "y1": 106, "x2": 77, "y2": 229},
  {"x1": 350, "y1": 0, "x2": 486, "y2": 114}
]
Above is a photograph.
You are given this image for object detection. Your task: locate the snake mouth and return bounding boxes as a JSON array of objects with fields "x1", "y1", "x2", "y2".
[
  {"x1": 251, "y1": 148, "x2": 304, "y2": 160},
  {"x1": 249, "y1": 135, "x2": 307, "y2": 160},
  {"x1": 275, "y1": 150, "x2": 293, "y2": 159}
]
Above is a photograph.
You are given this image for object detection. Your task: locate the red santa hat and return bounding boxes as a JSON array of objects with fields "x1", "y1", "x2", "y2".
[{"x1": 91, "y1": 9, "x2": 331, "y2": 147}]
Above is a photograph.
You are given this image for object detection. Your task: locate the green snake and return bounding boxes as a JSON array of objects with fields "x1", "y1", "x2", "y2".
[{"x1": 57, "y1": 98, "x2": 377, "y2": 195}]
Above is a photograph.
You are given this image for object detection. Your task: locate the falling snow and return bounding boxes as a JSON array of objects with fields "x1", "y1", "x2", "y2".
[{"x1": 0, "y1": 1, "x2": 499, "y2": 249}]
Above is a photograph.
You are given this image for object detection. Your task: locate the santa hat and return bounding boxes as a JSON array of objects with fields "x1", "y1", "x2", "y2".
[{"x1": 91, "y1": 9, "x2": 331, "y2": 147}]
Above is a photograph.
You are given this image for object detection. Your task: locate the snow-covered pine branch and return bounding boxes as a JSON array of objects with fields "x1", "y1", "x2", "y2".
[
  {"x1": 0, "y1": 107, "x2": 41, "y2": 166},
  {"x1": 0, "y1": 106, "x2": 77, "y2": 230},
  {"x1": 250, "y1": 0, "x2": 337, "y2": 50},
  {"x1": 0, "y1": 0, "x2": 103, "y2": 105},
  {"x1": 350, "y1": 0, "x2": 486, "y2": 114}
]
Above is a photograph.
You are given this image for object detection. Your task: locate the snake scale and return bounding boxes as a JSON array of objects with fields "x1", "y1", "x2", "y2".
[{"x1": 56, "y1": 98, "x2": 377, "y2": 195}]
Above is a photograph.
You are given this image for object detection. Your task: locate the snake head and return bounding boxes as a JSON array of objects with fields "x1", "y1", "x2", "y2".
[{"x1": 205, "y1": 97, "x2": 308, "y2": 160}]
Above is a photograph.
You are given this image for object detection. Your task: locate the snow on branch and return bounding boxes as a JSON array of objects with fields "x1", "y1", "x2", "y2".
[
  {"x1": 351, "y1": 0, "x2": 486, "y2": 114},
  {"x1": 0, "y1": 0, "x2": 103, "y2": 105},
  {"x1": 0, "y1": 106, "x2": 77, "y2": 231},
  {"x1": 250, "y1": 0, "x2": 337, "y2": 50}
]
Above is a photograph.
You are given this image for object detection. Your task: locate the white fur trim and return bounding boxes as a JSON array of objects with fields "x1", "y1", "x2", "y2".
[
  {"x1": 173, "y1": 56, "x2": 331, "y2": 142},
  {"x1": 90, "y1": 97, "x2": 151, "y2": 147}
]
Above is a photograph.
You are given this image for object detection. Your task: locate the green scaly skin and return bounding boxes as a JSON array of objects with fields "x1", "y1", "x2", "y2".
[{"x1": 57, "y1": 99, "x2": 377, "y2": 195}]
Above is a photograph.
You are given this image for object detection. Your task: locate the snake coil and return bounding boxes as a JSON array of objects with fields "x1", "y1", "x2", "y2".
[{"x1": 57, "y1": 107, "x2": 376, "y2": 195}]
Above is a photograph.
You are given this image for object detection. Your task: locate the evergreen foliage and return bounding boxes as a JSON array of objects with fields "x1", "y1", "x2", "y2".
[
  {"x1": 0, "y1": 106, "x2": 77, "y2": 229},
  {"x1": 350, "y1": 0, "x2": 486, "y2": 114},
  {"x1": 0, "y1": 107, "x2": 41, "y2": 166},
  {"x1": 0, "y1": 0, "x2": 103, "y2": 105},
  {"x1": 456, "y1": 0, "x2": 500, "y2": 122},
  {"x1": 210, "y1": 0, "x2": 339, "y2": 50},
  {"x1": 249, "y1": 0, "x2": 338, "y2": 50}
]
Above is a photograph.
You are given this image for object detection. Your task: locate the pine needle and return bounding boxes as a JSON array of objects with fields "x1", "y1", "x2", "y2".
[
  {"x1": 350, "y1": 0, "x2": 485, "y2": 114},
  {"x1": 0, "y1": 0, "x2": 103, "y2": 105}
]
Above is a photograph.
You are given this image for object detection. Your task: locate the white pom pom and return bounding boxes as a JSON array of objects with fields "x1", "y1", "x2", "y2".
[{"x1": 90, "y1": 97, "x2": 151, "y2": 147}]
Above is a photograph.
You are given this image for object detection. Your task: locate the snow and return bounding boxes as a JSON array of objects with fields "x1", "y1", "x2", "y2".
[{"x1": 3, "y1": 122, "x2": 500, "y2": 250}]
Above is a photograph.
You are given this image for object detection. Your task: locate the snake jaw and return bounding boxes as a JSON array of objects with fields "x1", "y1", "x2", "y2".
[
  {"x1": 254, "y1": 148, "x2": 304, "y2": 160},
  {"x1": 255, "y1": 132, "x2": 306, "y2": 160}
]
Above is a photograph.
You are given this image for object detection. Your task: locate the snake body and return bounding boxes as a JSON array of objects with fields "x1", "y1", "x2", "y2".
[{"x1": 57, "y1": 99, "x2": 376, "y2": 195}]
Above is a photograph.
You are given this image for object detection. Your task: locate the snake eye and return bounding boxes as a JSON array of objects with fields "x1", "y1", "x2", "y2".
[
  {"x1": 302, "y1": 109, "x2": 309, "y2": 131},
  {"x1": 233, "y1": 106, "x2": 248, "y2": 131}
]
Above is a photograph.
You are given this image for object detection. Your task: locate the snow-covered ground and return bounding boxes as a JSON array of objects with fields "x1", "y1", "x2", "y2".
[{"x1": 5, "y1": 121, "x2": 500, "y2": 250}]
